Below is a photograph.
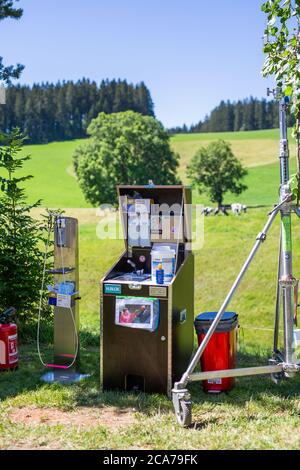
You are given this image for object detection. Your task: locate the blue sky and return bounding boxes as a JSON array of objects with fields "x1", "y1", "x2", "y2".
[{"x1": 0, "y1": 0, "x2": 271, "y2": 127}]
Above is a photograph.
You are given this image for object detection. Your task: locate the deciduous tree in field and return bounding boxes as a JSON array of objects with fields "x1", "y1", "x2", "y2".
[
  {"x1": 73, "y1": 111, "x2": 180, "y2": 206},
  {"x1": 187, "y1": 140, "x2": 247, "y2": 213},
  {"x1": 262, "y1": 0, "x2": 300, "y2": 202}
]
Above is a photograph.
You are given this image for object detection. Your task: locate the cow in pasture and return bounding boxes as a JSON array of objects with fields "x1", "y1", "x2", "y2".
[
  {"x1": 202, "y1": 206, "x2": 213, "y2": 216},
  {"x1": 231, "y1": 203, "x2": 247, "y2": 215}
]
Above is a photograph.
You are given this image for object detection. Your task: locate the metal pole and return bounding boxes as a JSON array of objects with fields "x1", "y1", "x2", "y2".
[
  {"x1": 273, "y1": 230, "x2": 282, "y2": 353},
  {"x1": 278, "y1": 98, "x2": 296, "y2": 370},
  {"x1": 279, "y1": 99, "x2": 289, "y2": 184},
  {"x1": 178, "y1": 208, "x2": 279, "y2": 387},
  {"x1": 282, "y1": 287, "x2": 295, "y2": 365},
  {"x1": 189, "y1": 364, "x2": 283, "y2": 382}
]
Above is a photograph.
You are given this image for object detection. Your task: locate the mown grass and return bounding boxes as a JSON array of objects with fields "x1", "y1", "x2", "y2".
[
  {"x1": 2, "y1": 130, "x2": 300, "y2": 449},
  {"x1": 2, "y1": 346, "x2": 300, "y2": 449},
  {"x1": 2, "y1": 207, "x2": 300, "y2": 449}
]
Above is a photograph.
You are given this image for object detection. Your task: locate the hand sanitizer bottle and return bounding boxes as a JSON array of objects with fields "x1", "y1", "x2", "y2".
[{"x1": 156, "y1": 263, "x2": 164, "y2": 285}]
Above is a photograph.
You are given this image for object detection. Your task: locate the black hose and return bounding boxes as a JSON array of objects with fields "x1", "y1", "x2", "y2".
[{"x1": 0, "y1": 307, "x2": 16, "y2": 324}]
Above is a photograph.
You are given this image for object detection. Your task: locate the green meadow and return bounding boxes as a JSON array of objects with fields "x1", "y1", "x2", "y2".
[
  {"x1": 2, "y1": 129, "x2": 300, "y2": 449},
  {"x1": 19, "y1": 128, "x2": 297, "y2": 208}
]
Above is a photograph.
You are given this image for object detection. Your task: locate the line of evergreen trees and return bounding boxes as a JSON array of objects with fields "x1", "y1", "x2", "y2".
[
  {"x1": 169, "y1": 97, "x2": 295, "y2": 134},
  {"x1": 0, "y1": 78, "x2": 154, "y2": 143}
]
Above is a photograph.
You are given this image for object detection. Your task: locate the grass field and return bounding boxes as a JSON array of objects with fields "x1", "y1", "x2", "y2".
[
  {"x1": 17, "y1": 128, "x2": 297, "y2": 208},
  {"x1": 19, "y1": 139, "x2": 89, "y2": 208},
  {"x1": 2, "y1": 207, "x2": 300, "y2": 449},
  {"x1": 2, "y1": 129, "x2": 300, "y2": 449}
]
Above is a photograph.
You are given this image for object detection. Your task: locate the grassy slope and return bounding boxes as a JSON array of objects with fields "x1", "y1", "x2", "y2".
[
  {"x1": 17, "y1": 128, "x2": 296, "y2": 208},
  {"x1": 19, "y1": 139, "x2": 89, "y2": 208},
  {"x1": 173, "y1": 128, "x2": 296, "y2": 176},
  {"x1": 173, "y1": 128, "x2": 297, "y2": 206},
  {"x1": 2, "y1": 130, "x2": 300, "y2": 449}
]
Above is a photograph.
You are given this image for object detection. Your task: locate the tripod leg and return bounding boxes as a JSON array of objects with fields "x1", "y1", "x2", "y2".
[
  {"x1": 282, "y1": 285, "x2": 296, "y2": 372},
  {"x1": 273, "y1": 229, "x2": 282, "y2": 355},
  {"x1": 174, "y1": 208, "x2": 279, "y2": 390},
  {"x1": 271, "y1": 228, "x2": 285, "y2": 384}
]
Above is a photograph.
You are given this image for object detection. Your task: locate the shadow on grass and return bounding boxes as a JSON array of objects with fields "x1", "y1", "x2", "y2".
[
  {"x1": 0, "y1": 345, "x2": 47, "y2": 402},
  {"x1": 72, "y1": 353, "x2": 172, "y2": 415},
  {"x1": 2, "y1": 344, "x2": 300, "y2": 423},
  {"x1": 189, "y1": 349, "x2": 300, "y2": 429},
  {"x1": 73, "y1": 348, "x2": 300, "y2": 419},
  {"x1": 0, "y1": 321, "x2": 100, "y2": 403},
  {"x1": 18, "y1": 320, "x2": 100, "y2": 349},
  {"x1": 0, "y1": 344, "x2": 165, "y2": 415},
  {"x1": 0, "y1": 344, "x2": 99, "y2": 403}
]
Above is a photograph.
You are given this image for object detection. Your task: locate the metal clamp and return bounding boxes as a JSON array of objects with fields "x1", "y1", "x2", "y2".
[
  {"x1": 268, "y1": 194, "x2": 292, "y2": 216},
  {"x1": 292, "y1": 206, "x2": 300, "y2": 218},
  {"x1": 256, "y1": 232, "x2": 267, "y2": 242},
  {"x1": 279, "y1": 140, "x2": 289, "y2": 159},
  {"x1": 279, "y1": 276, "x2": 298, "y2": 288},
  {"x1": 282, "y1": 362, "x2": 300, "y2": 373}
]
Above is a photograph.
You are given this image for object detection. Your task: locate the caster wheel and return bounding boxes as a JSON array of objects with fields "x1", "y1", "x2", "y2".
[
  {"x1": 271, "y1": 371, "x2": 284, "y2": 384},
  {"x1": 176, "y1": 399, "x2": 192, "y2": 427}
]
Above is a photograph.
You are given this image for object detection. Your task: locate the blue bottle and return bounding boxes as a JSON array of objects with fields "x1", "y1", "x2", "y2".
[{"x1": 156, "y1": 263, "x2": 164, "y2": 285}]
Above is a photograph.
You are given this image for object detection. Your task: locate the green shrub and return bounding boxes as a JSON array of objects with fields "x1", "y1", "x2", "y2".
[{"x1": 0, "y1": 129, "x2": 50, "y2": 325}]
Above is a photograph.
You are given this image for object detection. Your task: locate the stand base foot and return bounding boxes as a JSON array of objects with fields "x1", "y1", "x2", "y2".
[
  {"x1": 172, "y1": 386, "x2": 192, "y2": 427},
  {"x1": 269, "y1": 356, "x2": 285, "y2": 384},
  {"x1": 271, "y1": 371, "x2": 285, "y2": 384}
]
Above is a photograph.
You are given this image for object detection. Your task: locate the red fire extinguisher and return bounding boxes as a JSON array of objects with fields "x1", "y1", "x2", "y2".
[{"x1": 0, "y1": 307, "x2": 18, "y2": 371}]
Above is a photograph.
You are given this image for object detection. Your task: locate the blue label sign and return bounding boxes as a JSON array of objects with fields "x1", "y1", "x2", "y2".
[{"x1": 104, "y1": 284, "x2": 122, "y2": 295}]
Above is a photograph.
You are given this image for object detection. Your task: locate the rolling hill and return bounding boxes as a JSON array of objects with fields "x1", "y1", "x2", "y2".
[{"x1": 16, "y1": 128, "x2": 296, "y2": 208}]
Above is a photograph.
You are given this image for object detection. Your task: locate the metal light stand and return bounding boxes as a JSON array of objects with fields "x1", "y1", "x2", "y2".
[{"x1": 172, "y1": 92, "x2": 300, "y2": 426}]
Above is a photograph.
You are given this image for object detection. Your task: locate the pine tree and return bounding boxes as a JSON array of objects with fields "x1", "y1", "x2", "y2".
[
  {"x1": 0, "y1": 129, "x2": 49, "y2": 321},
  {"x1": 186, "y1": 97, "x2": 291, "y2": 134},
  {"x1": 0, "y1": 79, "x2": 156, "y2": 143}
]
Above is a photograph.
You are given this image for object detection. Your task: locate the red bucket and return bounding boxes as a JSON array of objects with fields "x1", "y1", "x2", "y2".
[{"x1": 194, "y1": 312, "x2": 238, "y2": 393}]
